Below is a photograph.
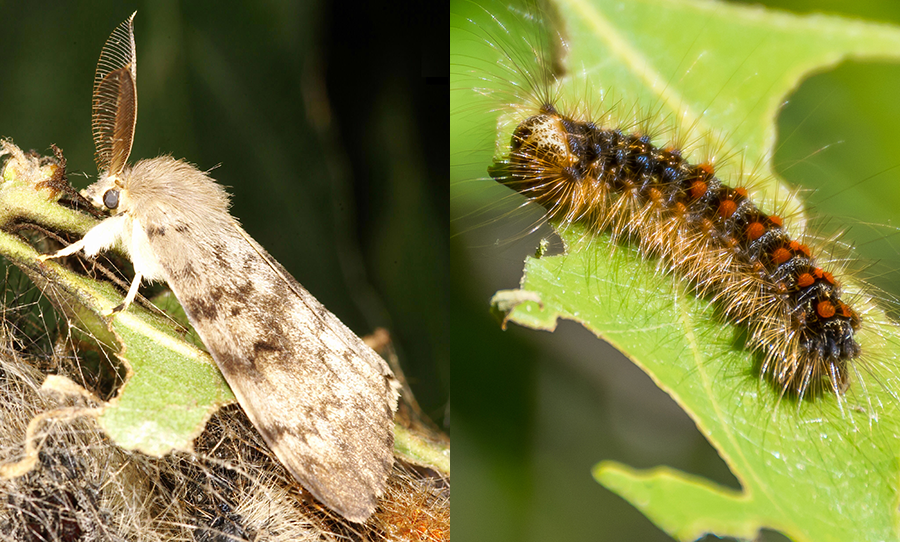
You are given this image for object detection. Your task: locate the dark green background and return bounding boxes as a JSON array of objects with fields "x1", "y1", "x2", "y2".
[
  {"x1": 0, "y1": 2, "x2": 447, "y2": 427},
  {"x1": 452, "y1": 0, "x2": 900, "y2": 540}
]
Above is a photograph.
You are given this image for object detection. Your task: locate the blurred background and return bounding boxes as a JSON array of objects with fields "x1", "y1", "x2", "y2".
[
  {"x1": 452, "y1": 0, "x2": 900, "y2": 540},
  {"x1": 0, "y1": 2, "x2": 447, "y2": 430}
]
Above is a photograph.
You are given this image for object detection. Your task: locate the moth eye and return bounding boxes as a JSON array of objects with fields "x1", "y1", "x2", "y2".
[{"x1": 103, "y1": 189, "x2": 120, "y2": 209}]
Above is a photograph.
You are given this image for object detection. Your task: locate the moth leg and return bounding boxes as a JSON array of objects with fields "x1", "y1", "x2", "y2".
[
  {"x1": 38, "y1": 238, "x2": 87, "y2": 261},
  {"x1": 39, "y1": 215, "x2": 125, "y2": 262},
  {"x1": 106, "y1": 272, "x2": 143, "y2": 315}
]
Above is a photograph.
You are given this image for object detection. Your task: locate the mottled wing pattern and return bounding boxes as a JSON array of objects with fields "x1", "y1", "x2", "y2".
[{"x1": 143, "y1": 214, "x2": 398, "y2": 522}]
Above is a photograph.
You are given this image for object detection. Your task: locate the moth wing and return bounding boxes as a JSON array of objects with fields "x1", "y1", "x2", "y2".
[{"x1": 147, "y1": 219, "x2": 397, "y2": 522}]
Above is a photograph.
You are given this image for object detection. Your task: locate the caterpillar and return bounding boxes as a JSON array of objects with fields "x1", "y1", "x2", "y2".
[
  {"x1": 496, "y1": 103, "x2": 863, "y2": 396},
  {"x1": 452, "y1": 0, "x2": 900, "y2": 401}
]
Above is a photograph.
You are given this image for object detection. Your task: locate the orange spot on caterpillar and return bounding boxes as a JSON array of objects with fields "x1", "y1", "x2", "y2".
[
  {"x1": 747, "y1": 222, "x2": 765, "y2": 241},
  {"x1": 718, "y1": 199, "x2": 737, "y2": 218},
  {"x1": 697, "y1": 162, "x2": 715, "y2": 176},
  {"x1": 690, "y1": 180, "x2": 707, "y2": 199},
  {"x1": 772, "y1": 247, "x2": 791, "y2": 265},
  {"x1": 817, "y1": 301, "x2": 836, "y2": 319},
  {"x1": 768, "y1": 215, "x2": 783, "y2": 228},
  {"x1": 797, "y1": 273, "x2": 815, "y2": 288},
  {"x1": 734, "y1": 186, "x2": 748, "y2": 199}
]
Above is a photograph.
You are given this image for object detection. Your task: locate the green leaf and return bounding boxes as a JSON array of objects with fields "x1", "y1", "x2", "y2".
[{"x1": 453, "y1": 0, "x2": 900, "y2": 540}]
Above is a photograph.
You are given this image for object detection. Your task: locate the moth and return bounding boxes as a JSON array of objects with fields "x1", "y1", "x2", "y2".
[{"x1": 40, "y1": 13, "x2": 399, "y2": 522}]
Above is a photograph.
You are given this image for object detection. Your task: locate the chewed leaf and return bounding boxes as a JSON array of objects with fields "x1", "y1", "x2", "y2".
[
  {"x1": 99, "y1": 303, "x2": 235, "y2": 456},
  {"x1": 454, "y1": 0, "x2": 900, "y2": 540}
]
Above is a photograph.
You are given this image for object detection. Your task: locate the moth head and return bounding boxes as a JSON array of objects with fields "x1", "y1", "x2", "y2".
[{"x1": 81, "y1": 171, "x2": 129, "y2": 214}]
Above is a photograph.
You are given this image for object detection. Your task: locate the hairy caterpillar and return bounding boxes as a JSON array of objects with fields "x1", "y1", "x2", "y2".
[
  {"x1": 452, "y1": 0, "x2": 900, "y2": 539},
  {"x1": 454, "y1": 0, "x2": 900, "y2": 402}
]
